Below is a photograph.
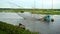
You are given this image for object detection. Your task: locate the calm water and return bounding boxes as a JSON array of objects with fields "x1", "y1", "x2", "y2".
[{"x1": 0, "y1": 12, "x2": 60, "y2": 34}]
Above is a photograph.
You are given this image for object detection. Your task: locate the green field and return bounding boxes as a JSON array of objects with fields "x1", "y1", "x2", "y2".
[
  {"x1": 0, "y1": 9, "x2": 60, "y2": 15},
  {"x1": 0, "y1": 21, "x2": 38, "y2": 34}
]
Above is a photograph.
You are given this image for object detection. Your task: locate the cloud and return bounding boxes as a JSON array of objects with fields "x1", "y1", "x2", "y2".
[{"x1": 0, "y1": 0, "x2": 60, "y2": 9}]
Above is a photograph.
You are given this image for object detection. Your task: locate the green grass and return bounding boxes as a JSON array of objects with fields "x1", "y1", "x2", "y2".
[
  {"x1": 0, "y1": 9, "x2": 60, "y2": 15},
  {"x1": 0, "y1": 21, "x2": 38, "y2": 34},
  {"x1": 0, "y1": 30, "x2": 8, "y2": 34}
]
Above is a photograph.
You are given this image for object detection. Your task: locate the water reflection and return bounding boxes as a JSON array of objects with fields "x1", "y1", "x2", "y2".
[{"x1": 0, "y1": 12, "x2": 60, "y2": 34}]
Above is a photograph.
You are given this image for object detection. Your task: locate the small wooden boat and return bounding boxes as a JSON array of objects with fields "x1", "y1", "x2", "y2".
[{"x1": 37, "y1": 15, "x2": 54, "y2": 22}]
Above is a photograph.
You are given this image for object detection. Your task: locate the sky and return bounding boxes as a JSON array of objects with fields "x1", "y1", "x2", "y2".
[{"x1": 0, "y1": 0, "x2": 60, "y2": 9}]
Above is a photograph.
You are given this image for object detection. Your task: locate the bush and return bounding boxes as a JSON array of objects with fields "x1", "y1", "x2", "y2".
[{"x1": 0, "y1": 21, "x2": 38, "y2": 34}]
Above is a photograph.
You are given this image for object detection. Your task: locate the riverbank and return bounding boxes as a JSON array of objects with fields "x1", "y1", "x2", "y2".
[
  {"x1": 0, "y1": 9, "x2": 60, "y2": 15},
  {"x1": 0, "y1": 21, "x2": 38, "y2": 34}
]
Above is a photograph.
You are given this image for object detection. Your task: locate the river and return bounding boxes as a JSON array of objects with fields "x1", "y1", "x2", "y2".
[{"x1": 0, "y1": 12, "x2": 60, "y2": 34}]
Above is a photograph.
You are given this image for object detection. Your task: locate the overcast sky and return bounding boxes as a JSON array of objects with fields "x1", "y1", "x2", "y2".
[{"x1": 0, "y1": 0, "x2": 60, "y2": 9}]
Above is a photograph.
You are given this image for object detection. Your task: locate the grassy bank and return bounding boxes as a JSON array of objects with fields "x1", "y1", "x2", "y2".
[
  {"x1": 0, "y1": 21, "x2": 38, "y2": 34},
  {"x1": 0, "y1": 9, "x2": 60, "y2": 15}
]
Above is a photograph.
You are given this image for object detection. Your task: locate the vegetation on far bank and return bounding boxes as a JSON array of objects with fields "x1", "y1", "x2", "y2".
[
  {"x1": 0, "y1": 9, "x2": 60, "y2": 15},
  {"x1": 0, "y1": 21, "x2": 38, "y2": 34}
]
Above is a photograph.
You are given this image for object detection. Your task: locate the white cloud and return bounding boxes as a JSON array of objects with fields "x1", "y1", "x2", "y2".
[{"x1": 0, "y1": 0, "x2": 60, "y2": 9}]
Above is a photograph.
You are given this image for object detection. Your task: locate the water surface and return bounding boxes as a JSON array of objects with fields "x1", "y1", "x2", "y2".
[{"x1": 0, "y1": 12, "x2": 60, "y2": 34}]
